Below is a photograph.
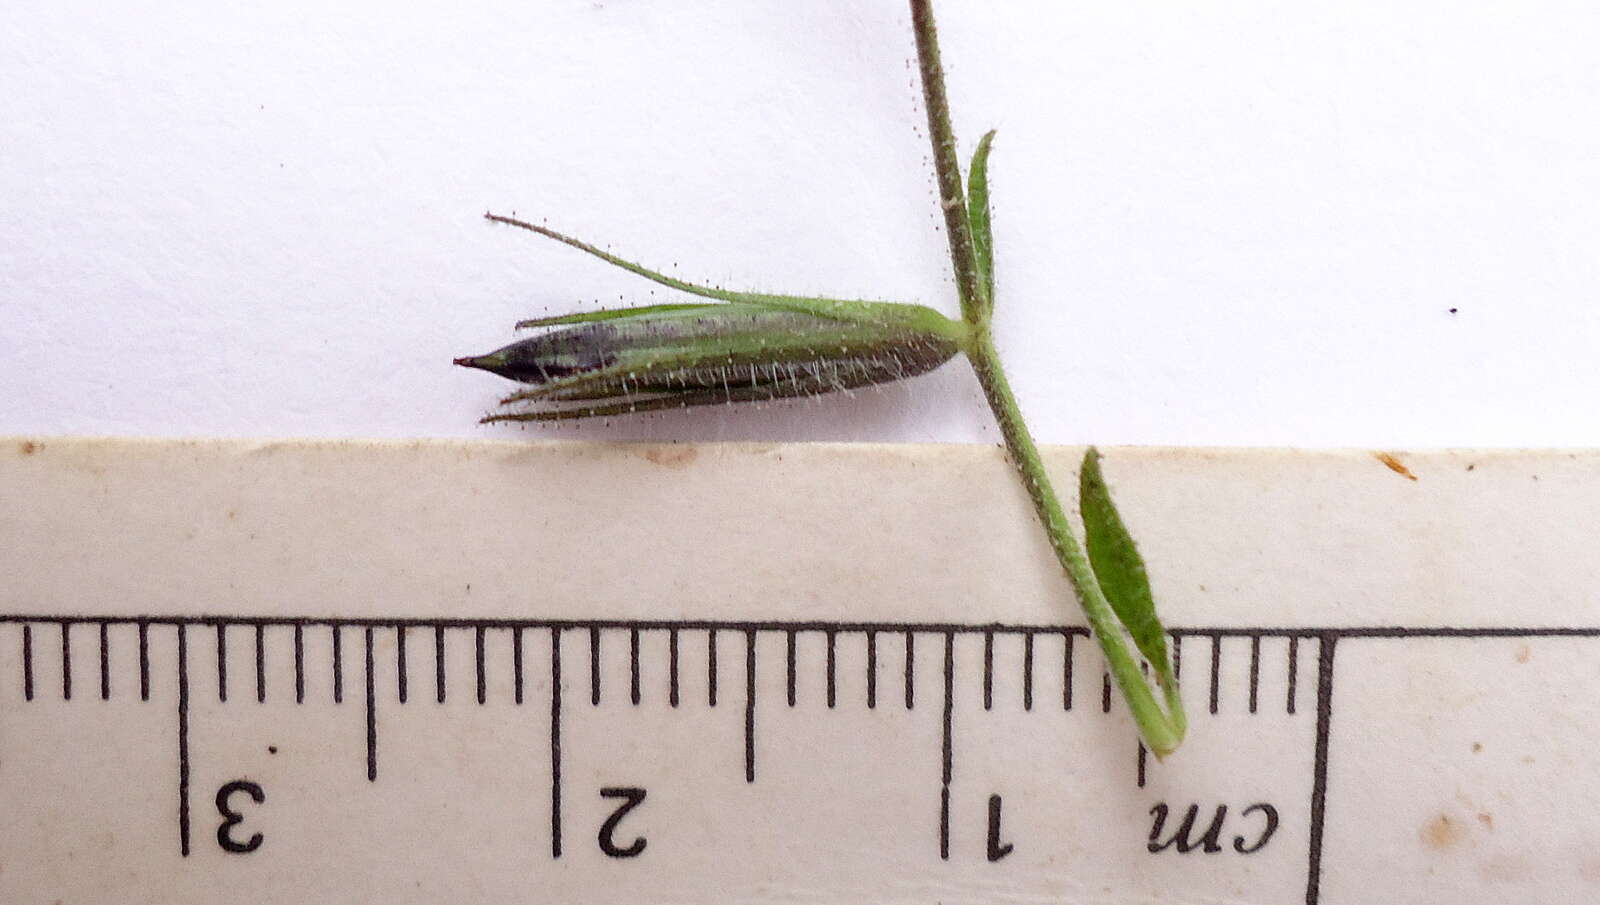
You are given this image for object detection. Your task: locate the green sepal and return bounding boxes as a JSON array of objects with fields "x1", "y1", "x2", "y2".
[
  {"x1": 515, "y1": 304, "x2": 718, "y2": 330},
  {"x1": 965, "y1": 130, "x2": 996, "y2": 313},
  {"x1": 1079, "y1": 447, "x2": 1177, "y2": 693},
  {"x1": 485, "y1": 213, "x2": 966, "y2": 343}
]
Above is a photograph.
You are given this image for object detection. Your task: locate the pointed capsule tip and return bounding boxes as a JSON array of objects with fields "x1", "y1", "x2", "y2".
[{"x1": 454, "y1": 355, "x2": 486, "y2": 370}]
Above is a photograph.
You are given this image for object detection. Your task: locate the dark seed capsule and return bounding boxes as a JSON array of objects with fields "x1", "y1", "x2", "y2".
[{"x1": 456, "y1": 301, "x2": 965, "y2": 422}]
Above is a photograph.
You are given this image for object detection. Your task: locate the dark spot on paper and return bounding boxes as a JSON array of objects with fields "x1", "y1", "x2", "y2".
[
  {"x1": 19, "y1": 441, "x2": 38, "y2": 455},
  {"x1": 1477, "y1": 812, "x2": 1493, "y2": 830},
  {"x1": 1472, "y1": 742, "x2": 1483, "y2": 753},
  {"x1": 1374, "y1": 451, "x2": 1418, "y2": 481},
  {"x1": 1421, "y1": 813, "x2": 1464, "y2": 850},
  {"x1": 268, "y1": 745, "x2": 278, "y2": 754}
]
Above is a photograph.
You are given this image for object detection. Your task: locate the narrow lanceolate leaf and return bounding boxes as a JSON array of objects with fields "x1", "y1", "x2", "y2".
[
  {"x1": 1079, "y1": 447, "x2": 1177, "y2": 691},
  {"x1": 965, "y1": 130, "x2": 997, "y2": 311}
]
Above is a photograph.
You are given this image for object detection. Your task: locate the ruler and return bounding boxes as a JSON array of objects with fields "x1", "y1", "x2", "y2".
[{"x1": 3, "y1": 439, "x2": 1597, "y2": 904}]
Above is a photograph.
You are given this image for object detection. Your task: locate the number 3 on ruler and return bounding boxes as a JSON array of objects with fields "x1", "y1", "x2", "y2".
[{"x1": 216, "y1": 780, "x2": 265, "y2": 854}]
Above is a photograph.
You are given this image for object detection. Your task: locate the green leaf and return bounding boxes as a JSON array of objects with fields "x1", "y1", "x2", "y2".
[
  {"x1": 1079, "y1": 447, "x2": 1176, "y2": 691},
  {"x1": 965, "y1": 130, "x2": 997, "y2": 309}
]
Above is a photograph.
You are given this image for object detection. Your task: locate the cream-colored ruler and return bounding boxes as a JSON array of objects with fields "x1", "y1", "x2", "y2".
[{"x1": 2, "y1": 438, "x2": 1597, "y2": 904}]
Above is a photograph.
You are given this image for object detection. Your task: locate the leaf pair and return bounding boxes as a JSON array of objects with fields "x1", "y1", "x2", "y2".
[{"x1": 962, "y1": 134, "x2": 1182, "y2": 751}]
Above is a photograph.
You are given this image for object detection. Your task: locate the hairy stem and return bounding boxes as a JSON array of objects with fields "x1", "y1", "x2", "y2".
[
  {"x1": 909, "y1": 0, "x2": 987, "y2": 322},
  {"x1": 908, "y1": 0, "x2": 1184, "y2": 754},
  {"x1": 968, "y1": 329, "x2": 1183, "y2": 755}
]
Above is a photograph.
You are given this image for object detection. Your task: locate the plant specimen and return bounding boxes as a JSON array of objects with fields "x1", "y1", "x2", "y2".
[{"x1": 456, "y1": 0, "x2": 1186, "y2": 756}]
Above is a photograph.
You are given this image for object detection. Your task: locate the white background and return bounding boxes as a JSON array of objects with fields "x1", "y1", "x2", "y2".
[{"x1": 4, "y1": 1, "x2": 1597, "y2": 445}]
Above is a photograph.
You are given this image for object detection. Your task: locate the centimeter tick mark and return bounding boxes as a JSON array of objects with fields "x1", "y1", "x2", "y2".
[
  {"x1": 513, "y1": 627, "x2": 524, "y2": 705},
  {"x1": 1209, "y1": 633, "x2": 1222, "y2": 715},
  {"x1": 365, "y1": 627, "x2": 376, "y2": 781},
  {"x1": 176, "y1": 624, "x2": 190, "y2": 857},
  {"x1": 904, "y1": 632, "x2": 916, "y2": 710},
  {"x1": 216, "y1": 624, "x2": 226, "y2": 703},
  {"x1": 785, "y1": 630, "x2": 797, "y2": 707},
  {"x1": 1022, "y1": 632, "x2": 1034, "y2": 711},
  {"x1": 707, "y1": 629, "x2": 718, "y2": 708},
  {"x1": 396, "y1": 625, "x2": 408, "y2": 704},
  {"x1": 293, "y1": 624, "x2": 304, "y2": 704},
  {"x1": 982, "y1": 630, "x2": 994, "y2": 711},
  {"x1": 1062, "y1": 632, "x2": 1074, "y2": 711},
  {"x1": 99, "y1": 622, "x2": 109, "y2": 701},
  {"x1": 138, "y1": 621, "x2": 150, "y2": 701},
  {"x1": 1306, "y1": 636, "x2": 1339, "y2": 905},
  {"x1": 630, "y1": 629, "x2": 641, "y2": 706},
  {"x1": 589, "y1": 627, "x2": 601, "y2": 707},
  {"x1": 60, "y1": 622, "x2": 71, "y2": 701},
  {"x1": 476, "y1": 626, "x2": 487, "y2": 705},
  {"x1": 21, "y1": 624, "x2": 33, "y2": 701},
  {"x1": 331, "y1": 626, "x2": 343, "y2": 705},
  {"x1": 1249, "y1": 635, "x2": 1261, "y2": 714},
  {"x1": 255, "y1": 625, "x2": 266, "y2": 704},
  {"x1": 434, "y1": 626, "x2": 445, "y2": 704},
  {"x1": 939, "y1": 631, "x2": 954, "y2": 861},
  {"x1": 668, "y1": 628, "x2": 680, "y2": 708},
  {"x1": 549, "y1": 628, "x2": 563, "y2": 859},
  {"x1": 866, "y1": 629, "x2": 878, "y2": 709},
  {"x1": 744, "y1": 630, "x2": 756, "y2": 783},
  {"x1": 825, "y1": 630, "x2": 836, "y2": 709},
  {"x1": 1287, "y1": 635, "x2": 1300, "y2": 715}
]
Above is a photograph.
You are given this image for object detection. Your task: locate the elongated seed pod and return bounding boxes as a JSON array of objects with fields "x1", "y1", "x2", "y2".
[{"x1": 456, "y1": 301, "x2": 964, "y2": 422}]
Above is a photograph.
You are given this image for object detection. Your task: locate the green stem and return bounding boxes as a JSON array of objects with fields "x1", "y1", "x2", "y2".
[
  {"x1": 908, "y1": 0, "x2": 1184, "y2": 755},
  {"x1": 909, "y1": 0, "x2": 987, "y2": 322},
  {"x1": 967, "y1": 329, "x2": 1184, "y2": 755}
]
